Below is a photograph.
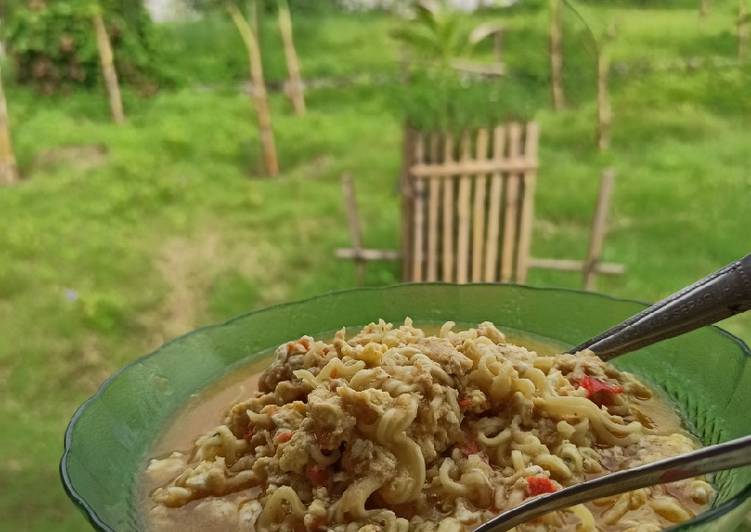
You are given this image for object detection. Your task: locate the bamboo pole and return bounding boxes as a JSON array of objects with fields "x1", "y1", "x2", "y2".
[
  {"x1": 583, "y1": 169, "x2": 616, "y2": 290},
  {"x1": 277, "y1": 0, "x2": 305, "y2": 116},
  {"x1": 92, "y1": 11, "x2": 125, "y2": 124},
  {"x1": 740, "y1": 0, "x2": 749, "y2": 62},
  {"x1": 0, "y1": 64, "x2": 19, "y2": 186},
  {"x1": 700, "y1": 0, "x2": 711, "y2": 18},
  {"x1": 228, "y1": 2, "x2": 279, "y2": 177},
  {"x1": 549, "y1": 0, "x2": 565, "y2": 111},
  {"x1": 341, "y1": 174, "x2": 365, "y2": 285},
  {"x1": 596, "y1": 43, "x2": 612, "y2": 152}
]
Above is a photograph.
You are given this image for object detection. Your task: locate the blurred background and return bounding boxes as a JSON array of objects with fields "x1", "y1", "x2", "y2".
[{"x1": 0, "y1": 0, "x2": 750, "y2": 529}]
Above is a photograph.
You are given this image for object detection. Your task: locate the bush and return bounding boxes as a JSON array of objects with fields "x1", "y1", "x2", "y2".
[{"x1": 3, "y1": 0, "x2": 167, "y2": 93}]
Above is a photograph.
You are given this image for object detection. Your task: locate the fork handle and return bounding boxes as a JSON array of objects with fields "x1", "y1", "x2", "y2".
[
  {"x1": 570, "y1": 253, "x2": 751, "y2": 360},
  {"x1": 476, "y1": 434, "x2": 751, "y2": 532}
]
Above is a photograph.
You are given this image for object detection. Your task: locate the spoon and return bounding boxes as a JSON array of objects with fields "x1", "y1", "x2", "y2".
[
  {"x1": 478, "y1": 253, "x2": 751, "y2": 531},
  {"x1": 568, "y1": 252, "x2": 751, "y2": 360},
  {"x1": 475, "y1": 433, "x2": 751, "y2": 532}
]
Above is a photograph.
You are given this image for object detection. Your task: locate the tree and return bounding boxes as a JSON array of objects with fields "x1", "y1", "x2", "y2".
[
  {"x1": 277, "y1": 0, "x2": 305, "y2": 116},
  {"x1": 549, "y1": 0, "x2": 565, "y2": 110},
  {"x1": 740, "y1": 0, "x2": 749, "y2": 62},
  {"x1": 189, "y1": 0, "x2": 278, "y2": 176},
  {"x1": 0, "y1": 63, "x2": 19, "y2": 186},
  {"x1": 92, "y1": 5, "x2": 125, "y2": 124}
]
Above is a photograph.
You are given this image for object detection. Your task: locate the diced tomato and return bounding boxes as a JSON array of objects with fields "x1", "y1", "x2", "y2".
[
  {"x1": 527, "y1": 476, "x2": 557, "y2": 496},
  {"x1": 275, "y1": 430, "x2": 293, "y2": 443},
  {"x1": 460, "y1": 437, "x2": 481, "y2": 456},
  {"x1": 305, "y1": 464, "x2": 329, "y2": 486},
  {"x1": 579, "y1": 375, "x2": 623, "y2": 398},
  {"x1": 243, "y1": 426, "x2": 255, "y2": 442},
  {"x1": 458, "y1": 397, "x2": 473, "y2": 410}
]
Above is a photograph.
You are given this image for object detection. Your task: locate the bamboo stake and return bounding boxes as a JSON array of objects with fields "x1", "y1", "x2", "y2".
[
  {"x1": 471, "y1": 129, "x2": 489, "y2": 283},
  {"x1": 549, "y1": 0, "x2": 565, "y2": 111},
  {"x1": 500, "y1": 124, "x2": 521, "y2": 282},
  {"x1": 456, "y1": 132, "x2": 472, "y2": 284},
  {"x1": 483, "y1": 127, "x2": 505, "y2": 282},
  {"x1": 426, "y1": 134, "x2": 441, "y2": 282},
  {"x1": 596, "y1": 45, "x2": 612, "y2": 152},
  {"x1": 277, "y1": 0, "x2": 305, "y2": 115},
  {"x1": 412, "y1": 134, "x2": 426, "y2": 282},
  {"x1": 583, "y1": 169, "x2": 616, "y2": 290},
  {"x1": 0, "y1": 63, "x2": 19, "y2": 186},
  {"x1": 441, "y1": 133, "x2": 455, "y2": 282},
  {"x1": 740, "y1": 0, "x2": 750, "y2": 62},
  {"x1": 92, "y1": 11, "x2": 125, "y2": 124},
  {"x1": 515, "y1": 122, "x2": 540, "y2": 283},
  {"x1": 341, "y1": 174, "x2": 365, "y2": 285},
  {"x1": 228, "y1": 2, "x2": 279, "y2": 177},
  {"x1": 700, "y1": 0, "x2": 711, "y2": 18}
]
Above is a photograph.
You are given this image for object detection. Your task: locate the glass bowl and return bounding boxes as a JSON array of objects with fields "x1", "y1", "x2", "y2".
[{"x1": 60, "y1": 284, "x2": 751, "y2": 531}]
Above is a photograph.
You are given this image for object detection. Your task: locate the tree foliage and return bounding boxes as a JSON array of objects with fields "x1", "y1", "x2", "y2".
[{"x1": 2, "y1": 0, "x2": 164, "y2": 93}]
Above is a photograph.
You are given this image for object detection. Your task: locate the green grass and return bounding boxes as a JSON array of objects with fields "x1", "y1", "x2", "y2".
[{"x1": 1, "y1": 4, "x2": 750, "y2": 531}]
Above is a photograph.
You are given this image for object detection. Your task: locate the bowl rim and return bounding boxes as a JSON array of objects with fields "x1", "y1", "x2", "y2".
[{"x1": 60, "y1": 282, "x2": 751, "y2": 531}]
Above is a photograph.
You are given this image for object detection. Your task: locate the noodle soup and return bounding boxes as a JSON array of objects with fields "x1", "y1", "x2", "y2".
[{"x1": 140, "y1": 320, "x2": 713, "y2": 531}]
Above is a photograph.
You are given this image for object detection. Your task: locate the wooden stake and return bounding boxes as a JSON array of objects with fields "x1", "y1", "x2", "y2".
[
  {"x1": 228, "y1": 2, "x2": 279, "y2": 177},
  {"x1": 583, "y1": 168, "x2": 616, "y2": 290},
  {"x1": 596, "y1": 46, "x2": 612, "y2": 152},
  {"x1": 515, "y1": 122, "x2": 540, "y2": 283},
  {"x1": 341, "y1": 174, "x2": 365, "y2": 285},
  {"x1": 739, "y1": 0, "x2": 749, "y2": 62},
  {"x1": 277, "y1": 0, "x2": 305, "y2": 116},
  {"x1": 700, "y1": 0, "x2": 711, "y2": 18},
  {"x1": 549, "y1": 0, "x2": 565, "y2": 111},
  {"x1": 92, "y1": 11, "x2": 125, "y2": 124},
  {"x1": 0, "y1": 64, "x2": 19, "y2": 186}
]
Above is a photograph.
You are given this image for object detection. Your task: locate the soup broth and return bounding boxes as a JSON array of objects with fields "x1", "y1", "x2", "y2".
[{"x1": 140, "y1": 321, "x2": 712, "y2": 531}]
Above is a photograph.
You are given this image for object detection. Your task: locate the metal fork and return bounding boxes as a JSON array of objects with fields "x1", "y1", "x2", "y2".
[{"x1": 478, "y1": 253, "x2": 751, "y2": 531}]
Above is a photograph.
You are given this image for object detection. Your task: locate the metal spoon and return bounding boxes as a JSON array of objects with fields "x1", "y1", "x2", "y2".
[
  {"x1": 475, "y1": 434, "x2": 751, "y2": 532},
  {"x1": 477, "y1": 253, "x2": 751, "y2": 531},
  {"x1": 570, "y1": 252, "x2": 751, "y2": 360}
]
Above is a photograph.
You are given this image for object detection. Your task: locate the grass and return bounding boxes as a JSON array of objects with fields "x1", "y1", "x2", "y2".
[{"x1": 1, "y1": 4, "x2": 750, "y2": 531}]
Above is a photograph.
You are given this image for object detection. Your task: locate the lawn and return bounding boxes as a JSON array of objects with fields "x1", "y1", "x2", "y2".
[{"x1": 0, "y1": 4, "x2": 750, "y2": 531}]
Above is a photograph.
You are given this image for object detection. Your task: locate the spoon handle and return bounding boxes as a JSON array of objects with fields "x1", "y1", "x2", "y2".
[
  {"x1": 475, "y1": 434, "x2": 751, "y2": 532},
  {"x1": 570, "y1": 253, "x2": 751, "y2": 360}
]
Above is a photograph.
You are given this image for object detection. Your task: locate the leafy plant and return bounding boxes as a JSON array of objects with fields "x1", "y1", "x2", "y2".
[
  {"x1": 392, "y1": 0, "x2": 541, "y2": 129},
  {"x1": 3, "y1": 0, "x2": 166, "y2": 93}
]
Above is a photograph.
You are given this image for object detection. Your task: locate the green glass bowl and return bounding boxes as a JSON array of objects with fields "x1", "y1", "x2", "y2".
[{"x1": 61, "y1": 284, "x2": 751, "y2": 531}]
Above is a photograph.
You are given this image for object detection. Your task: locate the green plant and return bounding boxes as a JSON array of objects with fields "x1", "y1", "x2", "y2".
[
  {"x1": 392, "y1": 1, "x2": 543, "y2": 130},
  {"x1": 3, "y1": 0, "x2": 165, "y2": 93}
]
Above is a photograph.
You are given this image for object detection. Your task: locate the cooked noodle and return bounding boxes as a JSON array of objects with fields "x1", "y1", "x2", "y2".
[{"x1": 145, "y1": 320, "x2": 713, "y2": 531}]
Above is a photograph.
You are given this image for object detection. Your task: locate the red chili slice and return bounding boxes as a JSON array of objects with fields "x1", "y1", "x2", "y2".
[
  {"x1": 579, "y1": 375, "x2": 623, "y2": 398},
  {"x1": 527, "y1": 476, "x2": 557, "y2": 496},
  {"x1": 305, "y1": 464, "x2": 329, "y2": 486}
]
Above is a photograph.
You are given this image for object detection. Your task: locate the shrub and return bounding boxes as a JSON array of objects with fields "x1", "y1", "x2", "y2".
[{"x1": 3, "y1": 0, "x2": 166, "y2": 93}]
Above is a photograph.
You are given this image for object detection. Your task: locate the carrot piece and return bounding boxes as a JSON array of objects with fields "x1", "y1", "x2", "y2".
[{"x1": 275, "y1": 430, "x2": 293, "y2": 443}]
